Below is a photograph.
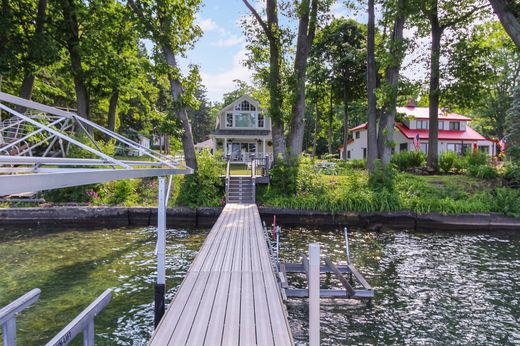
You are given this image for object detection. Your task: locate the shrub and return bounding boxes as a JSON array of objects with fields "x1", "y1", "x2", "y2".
[
  {"x1": 390, "y1": 151, "x2": 426, "y2": 171},
  {"x1": 491, "y1": 188, "x2": 520, "y2": 217},
  {"x1": 100, "y1": 179, "x2": 139, "y2": 205},
  {"x1": 466, "y1": 151, "x2": 487, "y2": 167},
  {"x1": 466, "y1": 165, "x2": 498, "y2": 180},
  {"x1": 347, "y1": 159, "x2": 366, "y2": 169},
  {"x1": 176, "y1": 150, "x2": 224, "y2": 207},
  {"x1": 503, "y1": 163, "x2": 520, "y2": 188},
  {"x1": 297, "y1": 157, "x2": 325, "y2": 195},
  {"x1": 269, "y1": 158, "x2": 298, "y2": 195},
  {"x1": 321, "y1": 153, "x2": 339, "y2": 160},
  {"x1": 43, "y1": 184, "x2": 101, "y2": 203},
  {"x1": 439, "y1": 151, "x2": 463, "y2": 173},
  {"x1": 368, "y1": 160, "x2": 396, "y2": 191}
]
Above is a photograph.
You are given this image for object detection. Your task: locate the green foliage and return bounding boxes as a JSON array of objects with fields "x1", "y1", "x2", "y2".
[
  {"x1": 268, "y1": 159, "x2": 299, "y2": 196},
  {"x1": 43, "y1": 185, "x2": 100, "y2": 204},
  {"x1": 390, "y1": 151, "x2": 426, "y2": 171},
  {"x1": 465, "y1": 151, "x2": 487, "y2": 167},
  {"x1": 490, "y1": 188, "x2": 520, "y2": 217},
  {"x1": 321, "y1": 153, "x2": 339, "y2": 160},
  {"x1": 99, "y1": 180, "x2": 139, "y2": 206},
  {"x1": 368, "y1": 160, "x2": 396, "y2": 191},
  {"x1": 506, "y1": 77, "x2": 520, "y2": 162},
  {"x1": 439, "y1": 151, "x2": 461, "y2": 173},
  {"x1": 176, "y1": 150, "x2": 224, "y2": 207},
  {"x1": 347, "y1": 159, "x2": 366, "y2": 169},
  {"x1": 466, "y1": 165, "x2": 498, "y2": 180},
  {"x1": 503, "y1": 163, "x2": 520, "y2": 188}
]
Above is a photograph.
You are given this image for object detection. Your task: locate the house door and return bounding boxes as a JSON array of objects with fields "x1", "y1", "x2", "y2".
[{"x1": 231, "y1": 143, "x2": 241, "y2": 161}]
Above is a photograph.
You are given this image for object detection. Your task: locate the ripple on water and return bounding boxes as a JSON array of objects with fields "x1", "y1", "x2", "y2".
[{"x1": 0, "y1": 226, "x2": 519, "y2": 345}]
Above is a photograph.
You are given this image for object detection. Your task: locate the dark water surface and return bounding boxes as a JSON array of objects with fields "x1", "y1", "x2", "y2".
[{"x1": 0, "y1": 226, "x2": 519, "y2": 345}]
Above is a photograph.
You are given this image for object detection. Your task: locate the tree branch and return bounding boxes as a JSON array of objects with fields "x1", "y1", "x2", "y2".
[
  {"x1": 441, "y1": 3, "x2": 491, "y2": 29},
  {"x1": 242, "y1": 0, "x2": 275, "y2": 41},
  {"x1": 127, "y1": 0, "x2": 158, "y2": 38}
]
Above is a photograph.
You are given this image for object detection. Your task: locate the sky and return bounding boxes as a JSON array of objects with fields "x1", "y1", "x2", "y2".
[{"x1": 178, "y1": 0, "x2": 371, "y2": 103}]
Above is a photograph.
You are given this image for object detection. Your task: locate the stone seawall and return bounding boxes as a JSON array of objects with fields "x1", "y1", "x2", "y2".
[{"x1": 0, "y1": 206, "x2": 519, "y2": 231}]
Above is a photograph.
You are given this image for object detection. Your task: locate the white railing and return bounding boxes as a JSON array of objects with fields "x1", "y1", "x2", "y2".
[
  {"x1": 0, "y1": 288, "x2": 41, "y2": 346},
  {"x1": 45, "y1": 289, "x2": 112, "y2": 346}
]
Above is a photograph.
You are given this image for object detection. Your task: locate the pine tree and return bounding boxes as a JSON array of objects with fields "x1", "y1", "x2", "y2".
[{"x1": 506, "y1": 79, "x2": 520, "y2": 162}]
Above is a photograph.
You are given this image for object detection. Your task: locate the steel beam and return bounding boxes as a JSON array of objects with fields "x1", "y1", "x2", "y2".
[{"x1": 0, "y1": 168, "x2": 192, "y2": 195}]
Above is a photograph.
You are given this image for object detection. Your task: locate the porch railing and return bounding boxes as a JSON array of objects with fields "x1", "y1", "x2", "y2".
[{"x1": 225, "y1": 155, "x2": 231, "y2": 203}]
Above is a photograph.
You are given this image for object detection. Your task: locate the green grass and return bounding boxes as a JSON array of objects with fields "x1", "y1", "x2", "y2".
[{"x1": 258, "y1": 168, "x2": 520, "y2": 217}]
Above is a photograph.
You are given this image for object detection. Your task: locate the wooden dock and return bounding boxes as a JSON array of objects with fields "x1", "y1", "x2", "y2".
[{"x1": 149, "y1": 203, "x2": 293, "y2": 345}]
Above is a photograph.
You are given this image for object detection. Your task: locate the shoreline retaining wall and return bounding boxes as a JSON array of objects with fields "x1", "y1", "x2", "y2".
[{"x1": 1, "y1": 206, "x2": 519, "y2": 231}]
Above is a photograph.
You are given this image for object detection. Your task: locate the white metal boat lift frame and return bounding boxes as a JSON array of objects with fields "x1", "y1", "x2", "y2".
[{"x1": 0, "y1": 92, "x2": 192, "y2": 341}]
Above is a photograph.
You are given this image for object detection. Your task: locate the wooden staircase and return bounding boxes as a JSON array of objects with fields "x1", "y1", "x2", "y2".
[{"x1": 226, "y1": 176, "x2": 255, "y2": 203}]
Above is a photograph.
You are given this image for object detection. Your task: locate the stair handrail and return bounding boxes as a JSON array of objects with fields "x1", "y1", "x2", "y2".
[{"x1": 225, "y1": 154, "x2": 231, "y2": 203}]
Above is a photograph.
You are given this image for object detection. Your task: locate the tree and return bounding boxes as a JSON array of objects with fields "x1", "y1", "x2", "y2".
[
  {"x1": 286, "y1": 0, "x2": 319, "y2": 158},
  {"x1": 60, "y1": 0, "x2": 90, "y2": 119},
  {"x1": 506, "y1": 78, "x2": 520, "y2": 161},
  {"x1": 189, "y1": 87, "x2": 213, "y2": 144},
  {"x1": 128, "y1": 0, "x2": 201, "y2": 170},
  {"x1": 377, "y1": 0, "x2": 407, "y2": 167},
  {"x1": 489, "y1": 0, "x2": 520, "y2": 48},
  {"x1": 367, "y1": 0, "x2": 378, "y2": 172},
  {"x1": 419, "y1": 0, "x2": 489, "y2": 171},
  {"x1": 312, "y1": 18, "x2": 366, "y2": 160},
  {"x1": 243, "y1": 0, "x2": 286, "y2": 162},
  {"x1": 444, "y1": 21, "x2": 520, "y2": 139}
]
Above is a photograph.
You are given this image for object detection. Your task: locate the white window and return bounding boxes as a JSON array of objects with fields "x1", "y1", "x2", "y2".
[
  {"x1": 226, "y1": 113, "x2": 233, "y2": 127},
  {"x1": 235, "y1": 113, "x2": 256, "y2": 128},
  {"x1": 235, "y1": 100, "x2": 256, "y2": 111},
  {"x1": 420, "y1": 143, "x2": 428, "y2": 153},
  {"x1": 416, "y1": 120, "x2": 428, "y2": 129},
  {"x1": 449, "y1": 122, "x2": 461, "y2": 130},
  {"x1": 258, "y1": 113, "x2": 264, "y2": 127},
  {"x1": 355, "y1": 131, "x2": 360, "y2": 139},
  {"x1": 248, "y1": 143, "x2": 256, "y2": 153},
  {"x1": 438, "y1": 121, "x2": 445, "y2": 130}
]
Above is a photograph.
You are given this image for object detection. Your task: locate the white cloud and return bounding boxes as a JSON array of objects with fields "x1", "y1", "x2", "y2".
[
  {"x1": 198, "y1": 18, "x2": 220, "y2": 32},
  {"x1": 212, "y1": 35, "x2": 244, "y2": 47},
  {"x1": 201, "y1": 48, "x2": 253, "y2": 102}
]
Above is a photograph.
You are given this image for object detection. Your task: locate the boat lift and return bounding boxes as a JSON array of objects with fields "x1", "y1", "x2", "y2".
[
  {"x1": 0, "y1": 92, "x2": 192, "y2": 344},
  {"x1": 262, "y1": 222, "x2": 374, "y2": 301}
]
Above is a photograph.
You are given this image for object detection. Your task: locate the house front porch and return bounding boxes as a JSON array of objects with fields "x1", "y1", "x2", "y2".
[{"x1": 212, "y1": 136, "x2": 273, "y2": 162}]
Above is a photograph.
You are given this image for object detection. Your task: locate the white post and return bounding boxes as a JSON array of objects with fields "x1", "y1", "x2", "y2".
[
  {"x1": 262, "y1": 138, "x2": 266, "y2": 156},
  {"x1": 83, "y1": 320, "x2": 94, "y2": 346},
  {"x1": 155, "y1": 176, "x2": 167, "y2": 327},
  {"x1": 308, "y1": 243, "x2": 320, "y2": 346},
  {"x1": 224, "y1": 138, "x2": 228, "y2": 156}
]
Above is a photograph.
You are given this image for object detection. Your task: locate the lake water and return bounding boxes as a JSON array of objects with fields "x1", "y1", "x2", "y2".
[{"x1": 0, "y1": 226, "x2": 519, "y2": 345}]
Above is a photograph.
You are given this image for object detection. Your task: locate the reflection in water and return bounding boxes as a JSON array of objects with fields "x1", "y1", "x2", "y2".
[{"x1": 0, "y1": 226, "x2": 519, "y2": 345}]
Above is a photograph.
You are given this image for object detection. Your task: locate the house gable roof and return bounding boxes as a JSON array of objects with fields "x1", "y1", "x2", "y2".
[
  {"x1": 219, "y1": 95, "x2": 264, "y2": 114},
  {"x1": 396, "y1": 106, "x2": 471, "y2": 121}
]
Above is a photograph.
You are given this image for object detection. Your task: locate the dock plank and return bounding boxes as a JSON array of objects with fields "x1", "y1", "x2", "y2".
[{"x1": 148, "y1": 203, "x2": 293, "y2": 346}]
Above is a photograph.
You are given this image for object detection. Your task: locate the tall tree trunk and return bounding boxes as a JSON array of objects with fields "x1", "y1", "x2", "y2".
[
  {"x1": 266, "y1": 0, "x2": 286, "y2": 162},
  {"x1": 163, "y1": 44, "x2": 198, "y2": 170},
  {"x1": 287, "y1": 0, "x2": 318, "y2": 158},
  {"x1": 378, "y1": 0, "x2": 406, "y2": 168},
  {"x1": 489, "y1": 0, "x2": 520, "y2": 49},
  {"x1": 343, "y1": 88, "x2": 349, "y2": 161},
  {"x1": 243, "y1": 0, "x2": 286, "y2": 162},
  {"x1": 16, "y1": 0, "x2": 47, "y2": 114},
  {"x1": 312, "y1": 100, "x2": 320, "y2": 158},
  {"x1": 367, "y1": 0, "x2": 378, "y2": 172},
  {"x1": 427, "y1": 3, "x2": 442, "y2": 171},
  {"x1": 62, "y1": 0, "x2": 89, "y2": 120},
  {"x1": 108, "y1": 89, "x2": 119, "y2": 132},
  {"x1": 328, "y1": 88, "x2": 333, "y2": 154}
]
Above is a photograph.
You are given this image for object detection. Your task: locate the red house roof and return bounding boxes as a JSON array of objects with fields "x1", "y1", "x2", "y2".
[
  {"x1": 349, "y1": 122, "x2": 488, "y2": 142},
  {"x1": 396, "y1": 106, "x2": 472, "y2": 121},
  {"x1": 395, "y1": 123, "x2": 487, "y2": 141}
]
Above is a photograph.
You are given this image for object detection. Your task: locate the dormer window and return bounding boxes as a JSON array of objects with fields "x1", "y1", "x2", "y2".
[
  {"x1": 449, "y1": 122, "x2": 460, "y2": 130},
  {"x1": 226, "y1": 113, "x2": 233, "y2": 127},
  {"x1": 235, "y1": 100, "x2": 256, "y2": 111},
  {"x1": 258, "y1": 113, "x2": 264, "y2": 127},
  {"x1": 438, "y1": 121, "x2": 445, "y2": 130},
  {"x1": 416, "y1": 120, "x2": 428, "y2": 129}
]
